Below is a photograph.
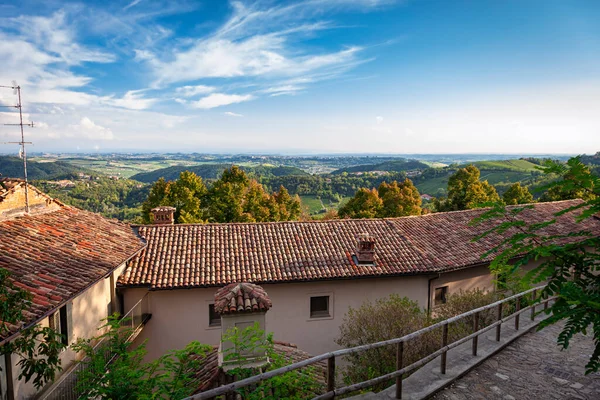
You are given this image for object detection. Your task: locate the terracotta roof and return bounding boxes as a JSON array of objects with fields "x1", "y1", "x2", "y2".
[
  {"x1": 119, "y1": 200, "x2": 600, "y2": 290},
  {"x1": 191, "y1": 341, "x2": 326, "y2": 395},
  {"x1": 0, "y1": 205, "x2": 146, "y2": 342},
  {"x1": 214, "y1": 282, "x2": 272, "y2": 314}
]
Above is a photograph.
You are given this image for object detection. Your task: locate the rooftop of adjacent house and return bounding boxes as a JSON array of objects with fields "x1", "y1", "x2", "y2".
[
  {"x1": 0, "y1": 181, "x2": 146, "y2": 342},
  {"x1": 118, "y1": 199, "x2": 600, "y2": 290},
  {"x1": 191, "y1": 341, "x2": 327, "y2": 395},
  {"x1": 214, "y1": 282, "x2": 273, "y2": 314}
]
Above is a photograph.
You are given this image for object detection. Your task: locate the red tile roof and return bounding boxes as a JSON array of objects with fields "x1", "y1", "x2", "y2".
[
  {"x1": 0, "y1": 204, "x2": 145, "y2": 342},
  {"x1": 119, "y1": 200, "x2": 600, "y2": 290},
  {"x1": 214, "y1": 282, "x2": 272, "y2": 314}
]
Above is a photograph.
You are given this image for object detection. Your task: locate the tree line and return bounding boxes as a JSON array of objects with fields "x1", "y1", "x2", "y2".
[{"x1": 142, "y1": 166, "x2": 302, "y2": 224}]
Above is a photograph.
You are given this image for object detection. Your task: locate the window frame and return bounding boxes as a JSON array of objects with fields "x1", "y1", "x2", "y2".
[
  {"x1": 208, "y1": 303, "x2": 221, "y2": 328},
  {"x1": 307, "y1": 292, "x2": 334, "y2": 321},
  {"x1": 434, "y1": 286, "x2": 448, "y2": 306}
]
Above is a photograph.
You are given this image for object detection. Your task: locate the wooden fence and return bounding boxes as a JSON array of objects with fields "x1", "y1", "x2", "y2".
[{"x1": 185, "y1": 286, "x2": 553, "y2": 400}]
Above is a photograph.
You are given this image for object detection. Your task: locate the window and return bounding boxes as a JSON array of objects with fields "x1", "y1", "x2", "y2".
[
  {"x1": 49, "y1": 303, "x2": 72, "y2": 346},
  {"x1": 209, "y1": 304, "x2": 221, "y2": 327},
  {"x1": 434, "y1": 286, "x2": 448, "y2": 306},
  {"x1": 310, "y1": 296, "x2": 330, "y2": 318}
]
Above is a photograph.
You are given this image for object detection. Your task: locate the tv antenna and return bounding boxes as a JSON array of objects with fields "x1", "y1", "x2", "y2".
[{"x1": 1, "y1": 81, "x2": 34, "y2": 213}]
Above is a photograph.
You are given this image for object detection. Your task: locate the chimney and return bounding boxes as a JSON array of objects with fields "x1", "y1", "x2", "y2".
[
  {"x1": 355, "y1": 233, "x2": 375, "y2": 265},
  {"x1": 214, "y1": 282, "x2": 272, "y2": 371},
  {"x1": 150, "y1": 206, "x2": 176, "y2": 225}
]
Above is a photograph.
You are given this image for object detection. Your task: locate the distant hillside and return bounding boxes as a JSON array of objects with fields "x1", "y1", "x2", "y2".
[
  {"x1": 332, "y1": 160, "x2": 429, "y2": 174},
  {"x1": 0, "y1": 156, "x2": 96, "y2": 180},
  {"x1": 131, "y1": 163, "x2": 309, "y2": 183},
  {"x1": 471, "y1": 159, "x2": 539, "y2": 172}
]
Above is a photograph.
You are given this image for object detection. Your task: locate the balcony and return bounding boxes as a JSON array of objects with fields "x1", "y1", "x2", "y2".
[{"x1": 37, "y1": 293, "x2": 151, "y2": 400}]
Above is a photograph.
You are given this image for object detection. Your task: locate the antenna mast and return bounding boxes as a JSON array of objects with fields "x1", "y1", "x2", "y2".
[{"x1": 1, "y1": 82, "x2": 34, "y2": 213}]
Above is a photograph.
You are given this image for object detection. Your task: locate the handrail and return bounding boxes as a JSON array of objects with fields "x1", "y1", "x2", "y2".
[{"x1": 186, "y1": 285, "x2": 550, "y2": 400}]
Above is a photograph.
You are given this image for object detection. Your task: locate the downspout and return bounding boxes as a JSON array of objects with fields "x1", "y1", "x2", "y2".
[
  {"x1": 4, "y1": 353, "x2": 14, "y2": 400},
  {"x1": 427, "y1": 273, "x2": 440, "y2": 315}
]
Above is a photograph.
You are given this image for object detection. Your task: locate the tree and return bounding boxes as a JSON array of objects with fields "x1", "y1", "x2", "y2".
[
  {"x1": 142, "y1": 167, "x2": 301, "y2": 224},
  {"x1": 538, "y1": 162, "x2": 596, "y2": 202},
  {"x1": 502, "y1": 182, "x2": 534, "y2": 205},
  {"x1": 435, "y1": 165, "x2": 500, "y2": 211},
  {"x1": 72, "y1": 315, "x2": 211, "y2": 399},
  {"x1": 477, "y1": 156, "x2": 600, "y2": 373},
  {"x1": 338, "y1": 188, "x2": 383, "y2": 218},
  {"x1": 141, "y1": 173, "x2": 207, "y2": 224},
  {"x1": 378, "y1": 179, "x2": 422, "y2": 217},
  {"x1": 0, "y1": 268, "x2": 67, "y2": 389}
]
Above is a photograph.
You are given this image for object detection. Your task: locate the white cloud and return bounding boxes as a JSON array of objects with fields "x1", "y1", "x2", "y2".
[
  {"x1": 175, "y1": 85, "x2": 215, "y2": 97},
  {"x1": 375, "y1": 116, "x2": 383, "y2": 124},
  {"x1": 262, "y1": 85, "x2": 305, "y2": 96},
  {"x1": 191, "y1": 93, "x2": 254, "y2": 109},
  {"x1": 103, "y1": 90, "x2": 158, "y2": 110},
  {"x1": 70, "y1": 117, "x2": 114, "y2": 140},
  {"x1": 223, "y1": 111, "x2": 243, "y2": 117}
]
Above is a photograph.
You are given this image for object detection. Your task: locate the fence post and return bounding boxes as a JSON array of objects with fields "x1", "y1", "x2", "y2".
[
  {"x1": 544, "y1": 299, "x2": 549, "y2": 311},
  {"x1": 396, "y1": 341, "x2": 404, "y2": 399},
  {"x1": 327, "y1": 355, "x2": 336, "y2": 394},
  {"x1": 496, "y1": 303, "x2": 502, "y2": 341},
  {"x1": 515, "y1": 297, "x2": 520, "y2": 330},
  {"x1": 472, "y1": 311, "x2": 480, "y2": 356},
  {"x1": 440, "y1": 323, "x2": 448, "y2": 374},
  {"x1": 530, "y1": 289, "x2": 536, "y2": 321}
]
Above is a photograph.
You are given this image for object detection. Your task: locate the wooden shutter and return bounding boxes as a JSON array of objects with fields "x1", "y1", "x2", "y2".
[{"x1": 66, "y1": 302, "x2": 73, "y2": 345}]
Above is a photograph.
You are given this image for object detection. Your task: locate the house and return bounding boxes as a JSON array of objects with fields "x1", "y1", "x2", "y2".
[
  {"x1": 117, "y1": 199, "x2": 600, "y2": 360},
  {"x1": 0, "y1": 178, "x2": 146, "y2": 400},
  {"x1": 420, "y1": 194, "x2": 434, "y2": 201}
]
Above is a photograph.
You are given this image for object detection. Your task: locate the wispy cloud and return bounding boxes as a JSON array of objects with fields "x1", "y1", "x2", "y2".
[
  {"x1": 191, "y1": 93, "x2": 255, "y2": 109},
  {"x1": 69, "y1": 117, "x2": 114, "y2": 140},
  {"x1": 175, "y1": 85, "x2": 215, "y2": 97},
  {"x1": 223, "y1": 111, "x2": 243, "y2": 117}
]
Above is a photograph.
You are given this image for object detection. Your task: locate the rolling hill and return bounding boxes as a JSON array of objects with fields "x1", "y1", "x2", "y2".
[
  {"x1": 332, "y1": 160, "x2": 429, "y2": 174},
  {"x1": 130, "y1": 163, "x2": 309, "y2": 183},
  {"x1": 0, "y1": 156, "x2": 96, "y2": 180}
]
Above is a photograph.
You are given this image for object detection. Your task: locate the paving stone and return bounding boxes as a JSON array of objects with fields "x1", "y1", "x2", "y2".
[
  {"x1": 431, "y1": 323, "x2": 600, "y2": 400},
  {"x1": 495, "y1": 373, "x2": 509, "y2": 380}
]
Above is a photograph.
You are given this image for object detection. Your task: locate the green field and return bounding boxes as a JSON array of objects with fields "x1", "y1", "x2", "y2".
[
  {"x1": 473, "y1": 159, "x2": 539, "y2": 172},
  {"x1": 300, "y1": 195, "x2": 350, "y2": 215}
]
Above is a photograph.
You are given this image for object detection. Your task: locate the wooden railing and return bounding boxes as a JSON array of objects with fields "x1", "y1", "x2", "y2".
[{"x1": 185, "y1": 286, "x2": 553, "y2": 400}]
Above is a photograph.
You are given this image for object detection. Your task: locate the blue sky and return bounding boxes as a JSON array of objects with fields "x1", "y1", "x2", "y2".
[{"x1": 0, "y1": 0, "x2": 599, "y2": 154}]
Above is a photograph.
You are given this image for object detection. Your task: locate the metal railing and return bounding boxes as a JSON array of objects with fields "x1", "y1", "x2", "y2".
[
  {"x1": 187, "y1": 286, "x2": 553, "y2": 400},
  {"x1": 38, "y1": 293, "x2": 151, "y2": 400}
]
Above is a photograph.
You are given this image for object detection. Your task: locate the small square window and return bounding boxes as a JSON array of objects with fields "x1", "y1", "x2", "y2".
[
  {"x1": 310, "y1": 296, "x2": 330, "y2": 318},
  {"x1": 209, "y1": 304, "x2": 221, "y2": 327},
  {"x1": 434, "y1": 287, "x2": 448, "y2": 306}
]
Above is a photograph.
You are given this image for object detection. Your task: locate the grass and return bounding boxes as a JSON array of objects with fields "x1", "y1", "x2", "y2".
[
  {"x1": 300, "y1": 195, "x2": 351, "y2": 215},
  {"x1": 473, "y1": 159, "x2": 538, "y2": 172}
]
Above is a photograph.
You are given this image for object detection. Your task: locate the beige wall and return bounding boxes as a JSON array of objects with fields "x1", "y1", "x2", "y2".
[
  {"x1": 124, "y1": 275, "x2": 431, "y2": 361},
  {"x1": 429, "y1": 264, "x2": 495, "y2": 308},
  {"x1": 7, "y1": 264, "x2": 124, "y2": 400},
  {"x1": 0, "y1": 185, "x2": 60, "y2": 220}
]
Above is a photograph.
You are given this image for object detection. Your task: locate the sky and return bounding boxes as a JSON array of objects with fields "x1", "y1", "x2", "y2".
[{"x1": 0, "y1": 0, "x2": 599, "y2": 154}]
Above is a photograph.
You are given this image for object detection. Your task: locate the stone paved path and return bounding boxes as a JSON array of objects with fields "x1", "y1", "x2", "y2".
[{"x1": 431, "y1": 323, "x2": 600, "y2": 400}]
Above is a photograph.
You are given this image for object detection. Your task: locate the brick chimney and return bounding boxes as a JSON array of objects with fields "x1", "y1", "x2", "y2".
[
  {"x1": 355, "y1": 233, "x2": 375, "y2": 265},
  {"x1": 214, "y1": 282, "x2": 272, "y2": 371},
  {"x1": 150, "y1": 206, "x2": 176, "y2": 225}
]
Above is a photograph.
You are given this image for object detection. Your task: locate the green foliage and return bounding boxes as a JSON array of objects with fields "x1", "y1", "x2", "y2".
[
  {"x1": 0, "y1": 156, "x2": 96, "y2": 180},
  {"x1": 222, "y1": 322, "x2": 323, "y2": 400},
  {"x1": 502, "y1": 182, "x2": 534, "y2": 205},
  {"x1": 72, "y1": 315, "x2": 212, "y2": 399},
  {"x1": 335, "y1": 295, "x2": 436, "y2": 390},
  {"x1": 142, "y1": 166, "x2": 302, "y2": 223},
  {"x1": 475, "y1": 156, "x2": 600, "y2": 374},
  {"x1": 339, "y1": 179, "x2": 422, "y2": 219},
  {"x1": 0, "y1": 268, "x2": 67, "y2": 389},
  {"x1": 435, "y1": 165, "x2": 500, "y2": 211}
]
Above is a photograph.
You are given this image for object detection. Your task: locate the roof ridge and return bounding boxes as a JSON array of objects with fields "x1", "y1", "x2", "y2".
[{"x1": 132, "y1": 199, "x2": 584, "y2": 229}]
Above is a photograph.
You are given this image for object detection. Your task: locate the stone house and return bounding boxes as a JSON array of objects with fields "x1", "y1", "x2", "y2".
[
  {"x1": 0, "y1": 179, "x2": 146, "y2": 400},
  {"x1": 117, "y1": 199, "x2": 600, "y2": 360}
]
